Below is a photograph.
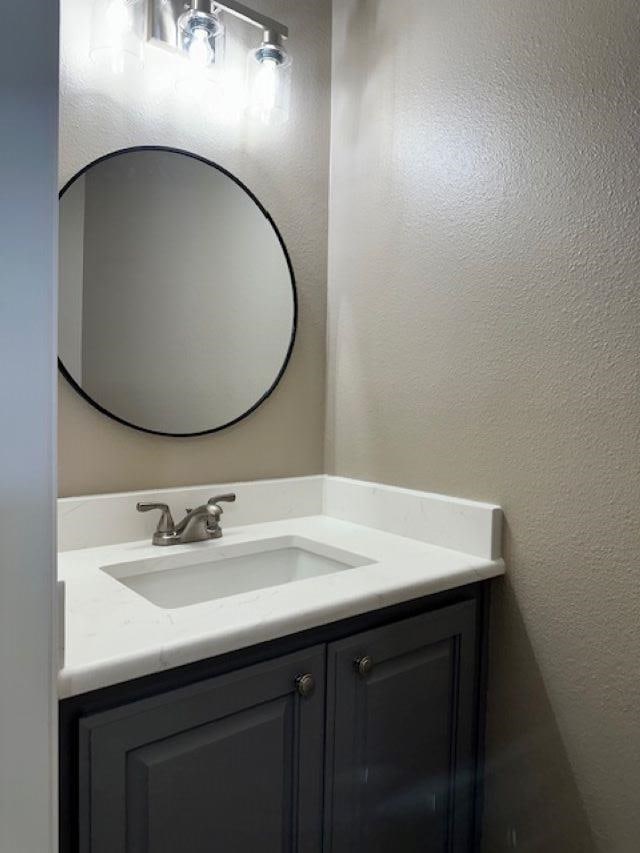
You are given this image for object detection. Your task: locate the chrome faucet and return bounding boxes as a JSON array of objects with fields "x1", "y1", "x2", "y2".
[{"x1": 137, "y1": 494, "x2": 236, "y2": 546}]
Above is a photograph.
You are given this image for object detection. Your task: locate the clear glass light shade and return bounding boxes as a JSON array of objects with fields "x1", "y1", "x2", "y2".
[
  {"x1": 90, "y1": 0, "x2": 146, "y2": 73},
  {"x1": 178, "y1": 9, "x2": 225, "y2": 70},
  {"x1": 247, "y1": 43, "x2": 292, "y2": 126}
]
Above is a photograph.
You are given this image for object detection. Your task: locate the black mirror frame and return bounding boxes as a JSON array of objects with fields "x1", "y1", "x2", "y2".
[{"x1": 58, "y1": 145, "x2": 298, "y2": 438}]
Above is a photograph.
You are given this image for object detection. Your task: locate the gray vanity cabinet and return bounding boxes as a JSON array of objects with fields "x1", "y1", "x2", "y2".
[
  {"x1": 64, "y1": 592, "x2": 486, "y2": 853},
  {"x1": 324, "y1": 601, "x2": 477, "y2": 853},
  {"x1": 78, "y1": 647, "x2": 326, "y2": 853}
]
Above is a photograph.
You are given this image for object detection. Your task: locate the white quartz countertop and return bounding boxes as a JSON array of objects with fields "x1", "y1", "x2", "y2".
[{"x1": 58, "y1": 514, "x2": 504, "y2": 698}]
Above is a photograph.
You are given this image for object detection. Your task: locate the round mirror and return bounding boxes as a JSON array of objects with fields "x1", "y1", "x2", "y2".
[{"x1": 58, "y1": 147, "x2": 296, "y2": 436}]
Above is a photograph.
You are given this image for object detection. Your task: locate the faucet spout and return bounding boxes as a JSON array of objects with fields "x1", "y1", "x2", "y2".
[{"x1": 174, "y1": 503, "x2": 218, "y2": 537}]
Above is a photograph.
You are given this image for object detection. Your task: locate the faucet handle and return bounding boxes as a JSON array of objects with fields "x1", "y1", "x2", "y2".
[
  {"x1": 136, "y1": 502, "x2": 175, "y2": 533},
  {"x1": 208, "y1": 493, "x2": 236, "y2": 511}
]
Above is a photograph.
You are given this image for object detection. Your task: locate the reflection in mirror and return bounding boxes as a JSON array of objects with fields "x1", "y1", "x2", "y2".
[{"x1": 58, "y1": 147, "x2": 296, "y2": 436}]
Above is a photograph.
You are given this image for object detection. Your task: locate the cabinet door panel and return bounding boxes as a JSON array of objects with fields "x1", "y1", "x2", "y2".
[
  {"x1": 325, "y1": 602, "x2": 477, "y2": 853},
  {"x1": 79, "y1": 647, "x2": 325, "y2": 853}
]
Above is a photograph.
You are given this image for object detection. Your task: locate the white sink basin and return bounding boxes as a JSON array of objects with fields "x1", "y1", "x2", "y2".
[{"x1": 101, "y1": 536, "x2": 375, "y2": 609}]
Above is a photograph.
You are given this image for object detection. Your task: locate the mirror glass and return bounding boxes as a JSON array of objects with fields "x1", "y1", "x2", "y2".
[{"x1": 58, "y1": 147, "x2": 296, "y2": 436}]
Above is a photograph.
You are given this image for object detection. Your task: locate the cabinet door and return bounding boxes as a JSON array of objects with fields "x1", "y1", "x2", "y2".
[
  {"x1": 325, "y1": 601, "x2": 477, "y2": 853},
  {"x1": 79, "y1": 647, "x2": 325, "y2": 853}
]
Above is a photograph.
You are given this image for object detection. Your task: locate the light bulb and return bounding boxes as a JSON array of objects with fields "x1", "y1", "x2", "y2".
[
  {"x1": 248, "y1": 40, "x2": 291, "y2": 125},
  {"x1": 105, "y1": 0, "x2": 132, "y2": 39},
  {"x1": 187, "y1": 26, "x2": 214, "y2": 67},
  {"x1": 90, "y1": 0, "x2": 144, "y2": 72},
  {"x1": 254, "y1": 57, "x2": 279, "y2": 115},
  {"x1": 178, "y1": 8, "x2": 224, "y2": 70}
]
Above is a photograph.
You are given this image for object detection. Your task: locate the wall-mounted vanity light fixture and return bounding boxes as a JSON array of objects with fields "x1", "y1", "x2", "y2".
[
  {"x1": 246, "y1": 28, "x2": 292, "y2": 125},
  {"x1": 177, "y1": 1, "x2": 226, "y2": 69},
  {"x1": 91, "y1": 0, "x2": 292, "y2": 125},
  {"x1": 90, "y1": 0, "x2": 147, "y2": 72}
]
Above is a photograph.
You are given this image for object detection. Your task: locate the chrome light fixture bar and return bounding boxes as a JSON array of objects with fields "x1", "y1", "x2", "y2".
[
  {"x1": 212, "y1": 0, "x2": 288, "y2": 41},
  {"x1": 91, "y1": 0, "x2": 293, "y2": 123}
]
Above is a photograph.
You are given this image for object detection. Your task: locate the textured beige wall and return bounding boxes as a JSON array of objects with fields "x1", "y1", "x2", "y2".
[
  {"x1": 59, "y1": 0, "x2": 331, "y2": 497},
  {"x1": 328, "y1": 1, "x2": 640, "y2": 850}
]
